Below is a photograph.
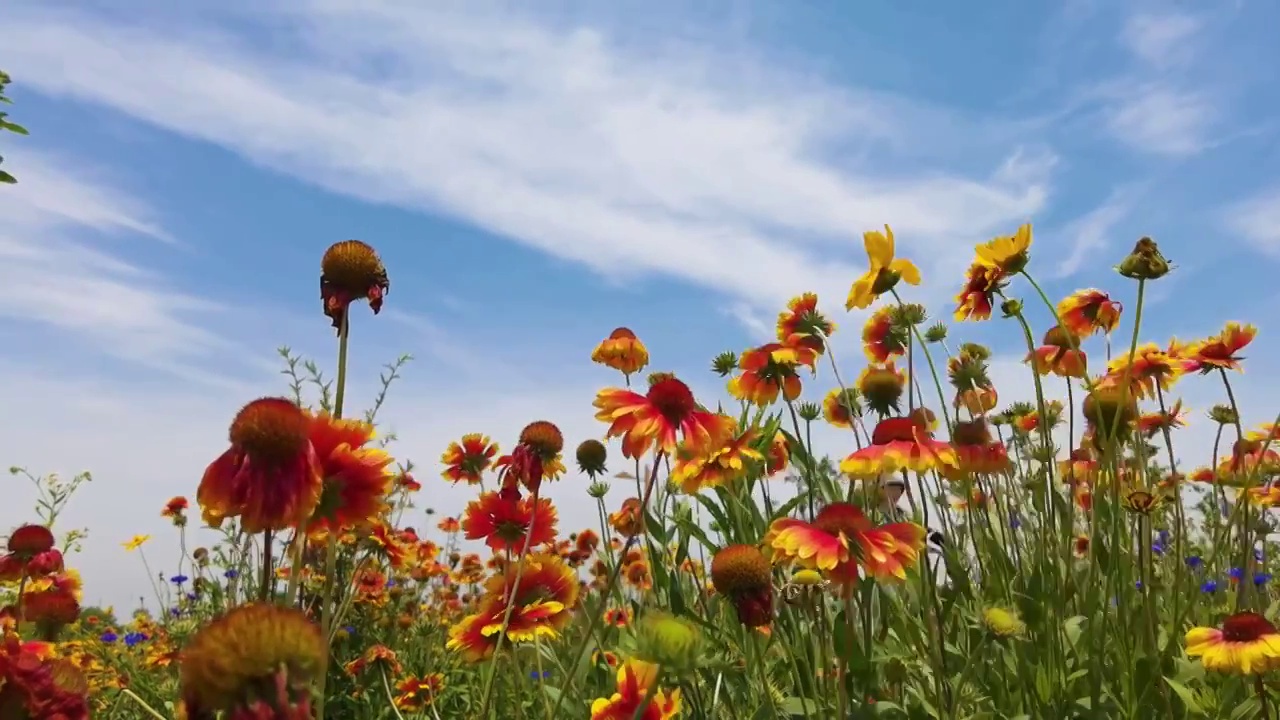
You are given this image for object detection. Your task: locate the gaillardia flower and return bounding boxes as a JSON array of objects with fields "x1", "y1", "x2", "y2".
[
  {"x1": 776, "y1": 293, "x2": 835, "y2": 358},
  {"x1": 857, "y1": 363, "x2": 906, "y2": 416},
  {"x1": 320, "y1": 239, "x2": 389, "y2": 332},
  {"x1": 943, "y1": 419, "x2": 1010, "y2": 480},
  {"x1": 1026, "y1": 326, "x2": 1087, "y2": 378},
  {"x1": 198, "y1": 398, "x2": 324, "y2": 534},
  {"x1": 1184, "y1": 322, "x2": 1257, "y2": 373},
  {"x1": 845, "y1": 225, "x2": 922, "y2": 310},
  {"x1": 954, "y1": 263, "x2": 1005, "y2": 322},
  {"x1": 841, "y1": 417, "x2": 958, "y2": 479},
  {"x1": 591, "y1": 327, "x2": 650, "y2": 377},
  {"x1": 728, "y1": 343, "x2": 805, "y2": 406},
  {"x1": 594, "y1": 377, "x2": 734, "y2": 459},
  {"x1": 306, "y1": 412, "x2": 394, "y2": 534},
  {"x1": 823, "y1": 388, "x2": 862, "y2": 428},
  {"x1": 180, "y1": 603, "x2": 324, "y2": 716},
  {"x1": 1057, "y1": 289, "x2": 1122, "y2": 338},
  {"x1": 461, "y1": 491, "x2": 558, "y2": 553},
  {"x1": 764, "y1": 502, "x2": 926, "y2": 585},
  {"x1": 862, "y1": 306, "x2": 908, "y2": 363},
  {"x1": 441, "y1": 434, "x2": 500, "y2": 484},
  {"x1": 671, "y1": 427, "x2": 764, "y2": 493},
  {"x1": 710, "y1": 545, "x2": 773, "y2": 628},
  {"x1": 1186, "y1": 612, "x2": 1280, "y2": 674},
  {"x1": 590, "y1": 658, "x2": 681, "y2": 720},
  {"x1": 974, "y1": 223, "x2": 1032, "y2": 275}
]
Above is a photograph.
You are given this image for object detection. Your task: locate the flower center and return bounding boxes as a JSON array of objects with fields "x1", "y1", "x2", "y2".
[
  {"x1": 871, "y1": 417, "x2": 919, "y2": 445},
  {"x1": 647, "y1": 378, "x2": 697, "y2": 424},
  {"x1": 228, "y1": 398, "x2": 310, "y2": 465},
  {"x1": 1222, "y1": 612, "x2": 1277, "y2": 642},
  {"x1": 813, "y1": 503, "x2": 870, "y2": 537},
  {"x1": 608, "y1": 327, "x2": 637, "y2": 340}
]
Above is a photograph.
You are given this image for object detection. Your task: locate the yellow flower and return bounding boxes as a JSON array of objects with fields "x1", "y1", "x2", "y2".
[
  {"x1": 974, "y1": 223, "x2": 1032, "y2": 274},
  {"x1": 122, "y1": 535, "x2": 151, "y2": 552},
  {"x1": 845, "y1": 225, "x2": 922, "y2": 310},
  {"x1": 982, "y1": 607, "x2": 1026, "y2": 638}
]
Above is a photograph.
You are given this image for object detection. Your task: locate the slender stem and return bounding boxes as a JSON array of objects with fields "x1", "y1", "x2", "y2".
[
  {"x1": 257, "y1": 529, "x2": 274, "y2": 602},
  {"x1": 315, "y1": 310, "x2": 351, "y2": 720},
  {"x1": 549, "y1": 455, "x2": 665, "y2": 719}
]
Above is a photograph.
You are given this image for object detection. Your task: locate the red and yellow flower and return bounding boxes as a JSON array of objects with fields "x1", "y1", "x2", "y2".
[
  {"x1": 845, "y1": 225, "x2": 922, "y2": 310},
  {"x1": 943, "y1": 419, "x2": 1010, "y2": 479},
  {"x1": 1102, "y1": 342, "x2": 1184, "y2": 400},
  {"x1": 461, "y1": 491, "x2": 558, "y2": 553},
  {"x1": 974, "y1": 223, "x2": 1032, "y2": 274},
  {"x1": 764, "y1": 502, "x2": 926, "y2": 585},
  {"x1": 954, "y1": 263, "x2": 1004, "y2": 322},
  {"x1": 594, "y1": 377, "x2": 734, "y2": 459},
  {"x1": 591, "y1": 327, "x2": 650, "y2": 377},
  {"x1": 1184, "y1": 322, "x2": 1257, "y2": 373},
  {"x1": 671, "y1": 427, "x2": 764, "y2": 493},
  {"x1": 728, "y1": 343, "x2": 805, "y2": 406},
  {"x1": 306, "y1": 413, "x2": 394, "y2": 534},
  {"x1": 862, "y1": 307, "x2": 906, "y2": 363},
  {"x1": 441, "y1": 434, "x2": 499, "y2": 484},
  {"x1": 590, "y1": 659, "x2": 682, "y2": 720},
  {"x1": 1026, "y1": 326, "x2": 1087, "y2": 378},
  {"x1": 1186, "y1": 612, "x2": 1280, "y2": 674},
  {"x1": 840, "y1": 417, "x2": 958, "y2": 479},
  {"x1": 823, "y1": 388, "x2": 861, "y2": 428},
  {"x1": 1057, "y1": 289, "x2": 1122, "y2": 337},
  {"x1": 776, "y1": 293, "x2": 835, "y2": 360}
]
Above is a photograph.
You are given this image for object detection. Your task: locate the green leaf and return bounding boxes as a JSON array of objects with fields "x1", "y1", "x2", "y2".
[
  {"x1": 0, "y1": 170, "x2": 15, "y2": 184},
  {"x1": 1063, "y1": 615, "x2": 1086, "y2": 649},
  {"x1": 779, "y1": 696, "x2": 820, "y2": 717},
  {"x1": 1163, "y1": 677, "x2": 1207, "y2": 716},
  {"x1": 0, "y1": 120, "x2": 28, "y2": 135}
]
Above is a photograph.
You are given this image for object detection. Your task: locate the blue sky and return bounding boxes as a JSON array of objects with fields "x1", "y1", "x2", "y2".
[{"x1": 2, "y1": 0, "x2": 1279, "y2": 610}]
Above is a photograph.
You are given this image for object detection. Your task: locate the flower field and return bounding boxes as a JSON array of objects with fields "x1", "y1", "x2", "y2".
[{"x1": 4, "y1": 75, "x2": 1280, "y2": 720}]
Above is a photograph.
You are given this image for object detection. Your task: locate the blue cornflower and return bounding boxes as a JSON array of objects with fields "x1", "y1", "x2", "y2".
[
  {"x1": 386, "y1": 578, "x2": 396, "y2": 588},
  {"x1": 1185, "y1": 555, "x2": 1203, "y2": 569},
  {"x1": 123, "y1": 632, "x2": 147, "y2": 647},
  {"x1": 99, "y1": 631, "x2": 118, "y2": 643},
  {"x1": 170, "y1": 607, "x2": 182, "y2": 617},
  {"x1": 343, "y1": 626, "x2": 356, "y2": 635},
  {"x1": 1230, "y1": 567, "x2": 1244, "y2": 581},
  {"x1": 1151, "y1": 543, "x2": 1165, "y2": 556},
  {"x1": 1202, "y1": 580, "x2": 1219, "y2": 593},
  {"x1": 1009, "y1": 514, "x2": 1022, "y2": 530},
  {"x1": 1134, "y1": 580, "x2": 1144, "y2": 590},
  {"x1": 529, "y1": 669, "x2": 552, "y2": 680},
  {"x1": 171, "y1": 574, "x2": 189, "y2": 585},
  {"x1": 1255, "y1": 572, "x2": 1273, "y2": 586},
  {"x1": 224, "y1": 569, "x2": 239, "y2": 579}
]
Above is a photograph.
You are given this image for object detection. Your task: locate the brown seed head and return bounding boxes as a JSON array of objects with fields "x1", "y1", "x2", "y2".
[
  {"x1": 710, "y1": 544, "x2": 772, "y2": 596},
  {"x1": 228, "y1": 398, "x2": 311, "y2": 466}
]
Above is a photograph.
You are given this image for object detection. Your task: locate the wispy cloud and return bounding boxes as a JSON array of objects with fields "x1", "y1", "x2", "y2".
[
  {"x1": 1102, "y1": 83, "x2": 1216, "y2": 158},
  {"x1": 1121, "y1": 12, "x2": 1202, "y2": 69},
  {"x1": 1225, "y1": 187, "x2": 1280, "y2": 260},
  {"x1": 0, "y1": 150, "x2": 253, "y2": 382},
  {"x1": 1, "y1": 2, "x2": 1052, "y2": 326},
  {"x1": 1048, "y1": 190, "x2": 1135, "y2": 279}
]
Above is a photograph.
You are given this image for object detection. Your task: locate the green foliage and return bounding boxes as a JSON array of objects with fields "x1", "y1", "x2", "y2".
[{"x1": 0, "y1": 69, "x2": 28, "y2": 184}]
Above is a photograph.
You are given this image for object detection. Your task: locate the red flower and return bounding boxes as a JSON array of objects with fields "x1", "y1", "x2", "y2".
[
  {"x1": 198, "y1": 398, "x2": 324, "y2": 533},
  {"x1": 461, "y1": 491, "x2": 557, "y2": 553},
  {"x1": 1057, "y1": 289, "x2": 1122, "y2": 337},
  {"x1": 594, "y1": 377, "x2": 733, "y2": 459},
  {"x1": 728, "y1": 344, "x2": 805, "y2": 406},
  {"x1": 441, "y1": 434, "x2": 499, "y2": 485},
  {"x1": 1185, "y1": 322, "x2": 1257, "y2": 373},
  {"x1": 840, "y1": 417, "x2": 958, "y2": 479},
  {"x1": 764, "y1": 503, "x2": 926, "y2": 585}
]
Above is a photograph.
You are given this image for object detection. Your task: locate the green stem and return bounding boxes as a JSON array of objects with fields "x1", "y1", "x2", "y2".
[{"x1": 315, "y1": 310, "x2": 351, "y2": 720}]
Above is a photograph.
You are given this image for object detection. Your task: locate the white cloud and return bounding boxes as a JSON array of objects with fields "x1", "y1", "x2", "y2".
[
  {"x1": 1048, "y1": 190, "x2": 1135, "y2": 279},
  {"x1": 1122, "y1": 12, "x2": 1202, "y2": 68},
  {"x1": 1104, "y1": 83, "x2": 1215, "y2": 157},
  {"x1": 0, "y1": 2, "x2": 1051, "y2": 318},
  {"x1": 0, "y1": 149, "x2": 265, "y2": 387},
  {"x1": 1226, "y1": 187, "x2": 1280, "y2": 260}
]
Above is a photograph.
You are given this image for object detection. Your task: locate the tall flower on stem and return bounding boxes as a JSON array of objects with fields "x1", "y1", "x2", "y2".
[
  {"x1": 320, "y1": 239, "x2": 389, "y2": 333},
  {"x1": 591, "y1": 327, "x2": 650, "y2": 378},
  {"x1": 314, "y1": 237, "x2": 387, "y2": 720}
]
